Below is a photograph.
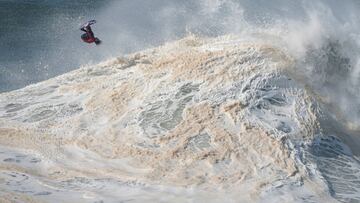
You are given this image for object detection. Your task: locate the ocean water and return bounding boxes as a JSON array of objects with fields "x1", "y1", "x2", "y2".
[
  {"x1": 0, "y1": 0, "x2": 360, "y2": 202},
  {"x1": 0, "y1": 0, "x2": 110, "y2": 92}
]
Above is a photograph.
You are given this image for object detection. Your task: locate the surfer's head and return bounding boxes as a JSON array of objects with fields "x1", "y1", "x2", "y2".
[{"x1": 95, "y1": 38, "x2": 101, "y2": 45}]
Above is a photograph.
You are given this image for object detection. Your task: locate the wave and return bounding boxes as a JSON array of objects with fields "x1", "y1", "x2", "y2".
[
  {"x1": 0, "y1": 35, "x2": 357, "y2": 202},
  {"x1": 0, "y1": 0, "x2": 359, "y2": 202}
]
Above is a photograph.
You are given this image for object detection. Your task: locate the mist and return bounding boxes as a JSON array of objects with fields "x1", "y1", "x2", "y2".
[{"x1": 89, "y1": 0, "x2": 360, "y2": 130}]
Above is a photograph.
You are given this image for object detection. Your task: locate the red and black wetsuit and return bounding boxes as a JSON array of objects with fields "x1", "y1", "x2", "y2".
[{"x1": 81, "y1": 26, "x2": 96, "y2": 43}]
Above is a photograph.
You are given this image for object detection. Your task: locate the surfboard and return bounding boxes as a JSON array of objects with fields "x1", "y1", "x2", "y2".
[{"x1": 80, "y1": 20, "x2": 96, "y2": 29}]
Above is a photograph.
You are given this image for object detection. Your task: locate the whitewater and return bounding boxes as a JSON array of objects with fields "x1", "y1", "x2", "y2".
[{"x1": 0, "y1": 0, "x2": 360, "y2": 202}]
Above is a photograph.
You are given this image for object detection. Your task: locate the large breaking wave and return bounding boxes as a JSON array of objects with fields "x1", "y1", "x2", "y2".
[{"x1": 0, "y1": 0, "x2": 359, "y2": 202}]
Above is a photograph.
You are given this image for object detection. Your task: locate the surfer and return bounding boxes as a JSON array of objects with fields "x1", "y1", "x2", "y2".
[{"x1": 80, "y1": 20, "x2": 101, "y2": 45}]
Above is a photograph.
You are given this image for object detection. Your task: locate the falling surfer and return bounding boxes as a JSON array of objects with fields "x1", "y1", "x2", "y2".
[{"x1": 80, "y1": 20, "x2": 101, "y2": 45}]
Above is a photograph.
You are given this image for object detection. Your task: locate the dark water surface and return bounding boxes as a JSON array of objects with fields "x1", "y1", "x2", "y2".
[{"x1": 0, "y1": 0, "x2": 111, "y2": 92}]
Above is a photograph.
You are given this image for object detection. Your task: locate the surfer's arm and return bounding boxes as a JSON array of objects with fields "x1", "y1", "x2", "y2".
[{"x1": 80, "y1": 26, "x2": 94, "y2": 37}]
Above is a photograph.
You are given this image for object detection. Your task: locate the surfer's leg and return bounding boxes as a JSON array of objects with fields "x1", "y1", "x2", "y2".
[{"x1": 86, "y1": 26, "x2": 95, "y2": 38}]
